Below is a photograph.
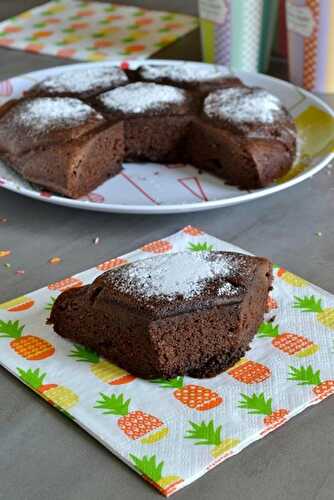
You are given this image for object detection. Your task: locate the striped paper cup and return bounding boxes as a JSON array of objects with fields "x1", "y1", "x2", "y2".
[{"x1": 199, "y1": 0, "x2": 278, "y2": 72}]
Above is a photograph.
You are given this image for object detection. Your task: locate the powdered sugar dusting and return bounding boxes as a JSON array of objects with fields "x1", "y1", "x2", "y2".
[
  {"x1": 204, "y1": 87, "x2": 284, "y2": 124},
  {"x1": 139, "y1": 63, "x2": 232, "y2": 83},
  {"x1": 98, "y1": 82, "x2": 187, "y2": 114},
  {"x1": 10, "y1": 97, "x2": 102, "y2": 133},
  {"x1": 35, "y1": 66, "x2": 128, "y2": 94},
  {"x1": 107, "y1": 252, "x2": 247, "y2": 301},
  {"x1": 217, "y1": 281, "x2": 241, "y2": 296}
]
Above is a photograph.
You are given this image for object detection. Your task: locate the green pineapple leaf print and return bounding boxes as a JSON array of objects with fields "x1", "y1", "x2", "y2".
[
  {"x1": 293, "y1": 295, "x2": 323, "y2": 313},
  {"x1": 238, "y1": 393, "x2": 273, "y2": 415},
  {"x1": 130, "y1": 454, "x2": 164, "y2": 482},
  {"x1": 94, "y1": 393, "x2": 130, "y2": 416},
  {"x1": 185, "y1": 420, "x2": 240, "y2": 458},
  {"x1": 185, "y1": 420, "x2": 221, "y2": 446},
  {"x1": 188, "y1": 242, "x2": 214, "y2": 252},
  {"x1": 151, "y1": 376, "x2": 184, "y2": 388},
  {"x1": 288, "y1": 365, "x2": 321, "y2": 386},
  {"x1": 69, "y1": 344, "x2": 99, "y2": 363},
  {"x1": 17, "y1": 367, "x2": 46, "y2": 390},
  {"x1": 293, "y1": 295, "x2": 334, "y2": 329},
  {"x1": 45, "y1": 296, "x2": 56, "y2": 311}
]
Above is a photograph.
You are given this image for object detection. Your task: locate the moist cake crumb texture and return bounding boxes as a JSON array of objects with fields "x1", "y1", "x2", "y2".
[
  {"x1": 204, "y1": 86, "x2": 285, "y2": 124},
  {"x1": 98, "y1": 82, "x2": 187, "y2": 114},
  {"x1": 10, "y1": 97, "x2": 102, "y2": 134}
]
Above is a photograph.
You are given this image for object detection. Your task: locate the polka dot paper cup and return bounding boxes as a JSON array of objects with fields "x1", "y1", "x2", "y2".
[{"x1": 286, "y1": 0, "x2": 334, "y2": 93}]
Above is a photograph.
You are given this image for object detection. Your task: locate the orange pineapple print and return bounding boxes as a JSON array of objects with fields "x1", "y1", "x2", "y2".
[
  {"x1": 48, "y1": 276, "x2": 83, "y2": 292},
  {"x1": 141, "y1": 240, "x2": 172, "y2": 253},
  {"x1": 288, "y1": 365, "x2": 334, "y2": 401},
  {"x1": 258, "y1": 322, "x2": 319, "y2": 357},
  {"x1": 228, "y1": 358, "x2": 271, "y2": 384},
  {"x1": 238, "y1": 392, "x2": 289, "y2": 431},
  {"x1": 152, "y1": 377, "x2": 223, "y2": 411},
  {"x1": 182, "y1": 225, "x2": 204, "y2": 236},
  {"x1": 95, "y1": 393, "x2": 168, "y2": 443},
  {"x1": 0, "y1": 319, "x2": 55, "y2": 360},
  {"x1": 96, "y1": 257, "x2": 128, "y2": 272}
]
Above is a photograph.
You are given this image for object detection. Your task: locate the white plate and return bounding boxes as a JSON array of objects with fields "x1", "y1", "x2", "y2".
[{"x1": 1, "y1": 60, "x2": 333, "y2": 214}]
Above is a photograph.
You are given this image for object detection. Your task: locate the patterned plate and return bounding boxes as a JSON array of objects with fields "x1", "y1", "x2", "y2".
[{"x1": 0, "y1": 60, "x2": 333, "y2": 214}]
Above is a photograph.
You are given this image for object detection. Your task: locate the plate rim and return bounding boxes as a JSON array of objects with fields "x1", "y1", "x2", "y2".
[{"x1": 1, "y1": 59, "x2": 333, "y2": 214}]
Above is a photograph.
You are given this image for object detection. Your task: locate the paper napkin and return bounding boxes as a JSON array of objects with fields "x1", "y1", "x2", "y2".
[{"x1": 0, "y1": 226, "x2": 333, "y2": 496}]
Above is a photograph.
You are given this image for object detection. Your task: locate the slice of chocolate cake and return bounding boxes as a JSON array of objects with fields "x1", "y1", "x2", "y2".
[
  {"x1": 187, "y1": 86, "x2": 297, "y2": 188},
  {"x1": 49, "y1": 251, "x2": 272, "y2": 379},
  {"x1": 26, "y1": 66, "x2": 129, "y2": 100},
  {"x1": 96, "y1": 82, "x2": 193, "y2": 161},
  {"x1": 0, "y1": 97, "x2": 124, "y2": 197},
  {"x1": 137, "y1": 63, "x2": 242, "y2": 94}
]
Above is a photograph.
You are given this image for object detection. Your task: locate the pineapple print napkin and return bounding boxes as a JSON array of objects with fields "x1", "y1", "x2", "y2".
[
  {"x1": 1, "y1": 226, "x2": 334, "y2": 496},
  {"x1": 0, "y1": 0, "x2": 197, "y2": 61}
]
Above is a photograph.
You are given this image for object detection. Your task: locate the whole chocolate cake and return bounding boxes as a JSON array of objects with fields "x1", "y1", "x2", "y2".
[
  {"x1": 0, "y1": 63, "x2": 297, "y2": 198},
  {"x1": 49, "y1": 251, "x2": 273, "y2": 379}
]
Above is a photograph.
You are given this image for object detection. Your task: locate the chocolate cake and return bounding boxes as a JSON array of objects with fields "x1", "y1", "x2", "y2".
[
  {"x1": 137, "y1": 63, "x2": 243, "y2": 94},
  {"x1": 49, "y1": 251, "x2": 273, "y2": 379},
  {"x1": 26, "y1": 65, "x2": 129, "y2": 100},
  {"x1": 0, "y1": 97, "x2": 124, "y2": 198},
  {"x1": 96, "y1": 82, "x2": 193, "y2": 161},
  {"x1": 188, "y1": 86, "x2": 297, "y2": 188},
  {"x1": 0, "y1": 63, "x2": 297, "y2": 198}
]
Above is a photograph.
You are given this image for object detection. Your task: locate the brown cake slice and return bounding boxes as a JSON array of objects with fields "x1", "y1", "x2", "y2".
[
  {"x1": 137, "y1": 63, "x2": 243, "y2": 94},
  {"x1": 49, "y1": 251, "x2": 273, "y2": 379},
  {"x1": 0, "y1": 97, "x2": 124, "y2": 197},
  {"x1": 96, "y1": 82, "x2": 194, "y2": 162},
  {"x1": 25, "y1": 66, "x2": 129, "y2": 100},
  {"x1": 187, "y1": 86, "x2": 297, "y2": 188}
]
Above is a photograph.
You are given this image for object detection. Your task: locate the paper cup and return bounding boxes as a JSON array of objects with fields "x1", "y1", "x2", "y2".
[
  {"x1": 286, "y1": 0, "x2": 334, "y2": 93},
  {"x1": 199, "y1": 0, "x2": 278, "y2": 72}
]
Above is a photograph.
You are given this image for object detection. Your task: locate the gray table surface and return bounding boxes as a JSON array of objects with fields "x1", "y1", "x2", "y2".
[{"x1": 1, "y1": 2, "x2": 334, "y2": 500}]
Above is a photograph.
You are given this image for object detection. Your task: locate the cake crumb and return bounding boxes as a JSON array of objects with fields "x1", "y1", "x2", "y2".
[
  {"x1": 0, "y1": 250, "x2": 11, "y2": 258},
  {"x1": 15, "y1": 269, "x2": 25, "y2": 276},
  {"x1": 315, "y1": 232, "x2": 323, "y2": 237},
  {"x1": 48, "y1": 256, "x2": 62, "y2": 265},
  {"x1": 93, "y1": 237, "x2": 100, "y2": 245}
]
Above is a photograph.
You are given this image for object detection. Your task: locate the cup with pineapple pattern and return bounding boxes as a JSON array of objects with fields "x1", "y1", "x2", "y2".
[
  {"x1": 0, "y1": 319, "x2": 55, "y2": 360},
  {"x1": 152, "y1": 377, "x2": 223, "y2": 411},
  {"x1": 258, "y1": 322, "x2": 319, "y2": 357},
  {"x1": 130, "y1": 454, "x2": 183, "y2": 496},
  {"x1": 95, "y1": 392, "x2": 168, "y2": 443},
  {"x1": 185, "y1": 419, "x2": 240, "y2": 458},
  {"x1": 69, "y1": 344, "x2": 136, "y2": 385},
  {"x1": 18, "y1": 367, "x2": 79, "y2": 411},
  {"x1": 293, "y1": 295, "x2": 334, "y2": 330},
  {"x1": 288, "y1": 365, "x2": 334, "y2": 401},
  {"x1": 238, "y1": 392, "x2": 289, "y2": 434}
]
